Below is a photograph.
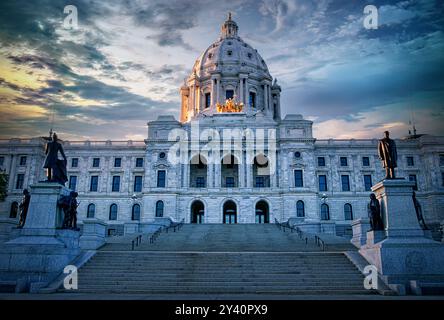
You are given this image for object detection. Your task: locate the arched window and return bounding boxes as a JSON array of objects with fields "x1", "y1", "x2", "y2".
[
  {"x1": 109, "y1": 204, "x2": 117, "y2": 220},
  {"x1": 296, "y1": 200, "x2": 305, "y2": 217},
  {"x1": 132, "y1": 204, "x2": 141, "y2": 221},
  {"x1": 344, "y1": 203, "x2": 353, "y2": 220},
  {"x1": 87, "y1": 203, "x2": 95, "y2": 218},
  {"x1": 10, "y1": 202, "x2": 19, "y2": 218},
  {"x1": 155, "y1": 201, "x2": 164, "y2": 217},
  {"x1": 321, "y1": 203, "x2": 330, "y2": 220}
]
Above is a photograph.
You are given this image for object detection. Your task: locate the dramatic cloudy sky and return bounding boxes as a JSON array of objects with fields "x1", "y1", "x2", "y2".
[{"x1": 0, "y1": 0, "x2": 443, "y2": 140}]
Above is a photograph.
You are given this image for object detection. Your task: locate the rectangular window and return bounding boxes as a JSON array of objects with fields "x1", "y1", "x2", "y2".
[
  {"x1": 112, "y1": 176, "x2": 120, "y2": 192},
  {"x1": 255, "y1": 176, "x2": 265, "y2": 188},
  {"x1": 157, "y1": 170, "x2": 166, "y2": 188},
  {"x1": 442, "y1": 172, "x2": 444, "y2": 187},
  {"x1": 196, "y1": 177, "x2": 205, "y2": 188},
  {"x1": 114, "y1": 157, "x2": 122, "y2": 167},
  {"x1": 294, "y1": 170, "x2": 303, "y2": 187},
  {"x1": 340, "y1": 157, "x2": 348, "y2": 166},
  {"x1": 249, "y1": 92, "x2": 256, "y2": 108},
  {"x1": 317, "y1": 157, "x2": 325, "y2": 167},
  {"x1": 225, "y1": 177, "x2": 235, "y2": 188},
  {"x1": 364, "y1": 175, "x2": 373, "y2": 191},
  {"x1": 341, "y1": 175, "x2": 350, "y2": 191},
  {"x1": 135, "y1": 158, "x2": 144, "y2": 168},
  {"x1": 69, "y1": 176, "x2": 77, "y2": 190},
  {"x1": 440, "y1": 155, "x2": 444, "y2": 167},
  {"x1": 90, "y1": 176, "x2": 98, "y2": 192},
  {"x1": 319, "y1": 175, "x2": 327, "y2": 192},
  {"x1": 71, "y1": 158, "x2": 79, "y2": 168},
  {"x1": 205, "y1": 93, "x2": 211, "y2": 109},
  {"x1": 0, "y1": 156, "x2": 5, "y2": 167},
  {"x1": 362, "y1": 157, "x2": 370, "y2": 167},
  {"x1": 407, "y1": 156, "x2": 414, "y2": 166},
  {"x1": 134, "y1": 176, "x2": 143, "y2": 192},
  {"x1": 16, "y1": 174, "x2": 24, "y2": 189},
  {"x1": 409, "y1": 174, "x2": 418, "y2": 191},
  {"x1": 92, "y1": 158, "x2": 100, "y2": 167},
  {"x1": 19, "y1": 156, "x2": 27, "y2": 166},
  {"x1": 225, "y1": 90, "x2": 234, "y2": 100}
]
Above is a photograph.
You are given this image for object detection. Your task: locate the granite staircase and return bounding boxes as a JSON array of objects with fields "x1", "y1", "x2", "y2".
[{"x1": 67, "y1": 224, "x2": 376, "y2": 296}]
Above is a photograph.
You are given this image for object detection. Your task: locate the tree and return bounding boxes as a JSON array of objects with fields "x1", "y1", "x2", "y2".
[{"x1": 0, "y1": 170, "x2": 8, "y2": 202}]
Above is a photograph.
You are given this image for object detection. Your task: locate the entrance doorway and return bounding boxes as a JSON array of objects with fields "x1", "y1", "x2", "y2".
[
  {"x1": 191, "y1": 200, "x2": 204, "y2": 223},
  {"x1": 223, "y1": 200, "x2": 237, "y2": 224},
  {"x1": 255, "y1": 200, "x2": 269, "y2": 223}
]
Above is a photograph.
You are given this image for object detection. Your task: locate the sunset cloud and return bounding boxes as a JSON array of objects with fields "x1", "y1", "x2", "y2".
[{"x1": 0, "y1": 0, "x2": 443, "y2": 140}]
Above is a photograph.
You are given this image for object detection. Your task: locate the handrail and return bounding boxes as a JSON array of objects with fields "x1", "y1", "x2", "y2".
[
  {"x1": 149, "y1": 218, "x2": 185, "y2": 244},
  {"x1": 275, "y1": 218, "x2": 308, "y2": 245},
  {"x1": 131, "y1": 234, "x2": 143, "y2": 250},
  {"x1": 314, "y1": 235, "x2": 327, "y2": 251}
]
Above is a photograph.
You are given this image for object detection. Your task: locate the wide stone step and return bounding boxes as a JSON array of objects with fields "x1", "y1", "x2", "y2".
[
  {"x1": 76, "y1": 282, "x2": 365, "y2": 288},
  {"x1": 70, "y1": 286, "x2": 372, "y2": 294},
  {"x1": 78, "y1": 273, "x2": 364, "y2": 279}
]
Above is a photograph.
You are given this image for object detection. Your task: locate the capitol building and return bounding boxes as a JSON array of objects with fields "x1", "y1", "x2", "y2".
[{"x1": 1, "y1": 15, "x2": 444, "y2": 237}]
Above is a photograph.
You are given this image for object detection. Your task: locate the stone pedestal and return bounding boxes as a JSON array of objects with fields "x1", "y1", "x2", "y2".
[
  {"x1": 351, "y1": 218, "x2": 371, "y2": 248},
  {"x1": 359, "y1": 179, "x2": 444, "y2": 294},
  {"x1": 80, "y1": 218, "x2": 107, "y2": 250},
  {"x1": 0, "y1": 183, "x2": 80, "y2": 292}
]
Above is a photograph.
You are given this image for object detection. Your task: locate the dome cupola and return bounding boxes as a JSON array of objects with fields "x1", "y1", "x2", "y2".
[{"x1": 221, "y1": 12, "x2": 238, "y2": 38}]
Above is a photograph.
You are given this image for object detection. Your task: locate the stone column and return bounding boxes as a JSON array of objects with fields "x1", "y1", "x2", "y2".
[
  {"x1": 246, "y1": 161, "x2": 252, "y2": 188},
  {"x1": 8, "y1": 154, "x2": 17, "y2": 190},
  {"x1": 207, "y1": 160, "x2": 213, "y2": 188},
  {"x1": 190, "y1": 84, "x2": 195, "y2": 117},
  {"x1": 214, "y1": 160, "x2": 221, "y2": 188},
  {"x1": 245, "y1": 79, "x2": 249, "y2": 111},
  {"x1": 268, "y1": 84, "x2": 273, "y2": 114},
  {"x1": 239, "y1": 153, "x2": 245, "y2": 188},
  {"x1": 239, "y1": 77, "x2": 244, "y2": 104},
  {"x1": 263, "y1": 85, "x2": 268, "y2": 111},
  {"x1": 211, "y1": 77, "x2": 216, "y2": 107},
  {"x1": 216, "y1": 78, "x2": 220, "y2": 105},
  {"x1": 271, "y1": 150, "x2": 278, "y2": 188}
]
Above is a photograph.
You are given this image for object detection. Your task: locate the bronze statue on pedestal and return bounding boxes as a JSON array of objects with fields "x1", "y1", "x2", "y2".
[
  {"x1": 378, "y1": 131, "x2": 398, "y2": 179},
  {"x1": 43, "y1": 132, "x2": 67, "y2": 185},
  {"x1": 368, "y1": 193, "x2": 384, "y2": 231},
  {"x1": 17, "y1": 189, "x2": 30, "y2": 228}
]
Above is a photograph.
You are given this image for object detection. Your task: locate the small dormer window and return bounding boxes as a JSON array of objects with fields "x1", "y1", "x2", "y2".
[
  {"x1": 247, "y1": 53, "x2": 252, "y2": 59},
  {"x1": 227, "y1": 41, "x2": 232, "y2": 45},
  {"x1": 208, "y1": 53, "x2": 213, "y2": 59},
  {"x1": 227, "y1": 50, "x2": 232, "y2": 56}
]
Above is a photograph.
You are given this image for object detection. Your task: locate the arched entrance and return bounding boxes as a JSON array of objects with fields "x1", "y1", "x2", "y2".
[
  {"x1": 223, "y1": 200, "x2": 237, "y2": 224},
  {"x1": 255, "y1": 200, "x2": 269, "y2": 223},
  {"x1": 191, "y1": 200, "x2": 205, "y2": 224}
]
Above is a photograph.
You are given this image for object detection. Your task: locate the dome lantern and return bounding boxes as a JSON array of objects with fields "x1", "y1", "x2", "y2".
[{"x1": 221, "y1": 12, "x2": 238, "y2": 38}]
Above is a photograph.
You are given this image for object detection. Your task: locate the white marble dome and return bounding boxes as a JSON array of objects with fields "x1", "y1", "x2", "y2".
[
  {"x1": 180, "y1": 13, "x2": 280, "y2": 123},
  {"x1": 191, "y1": 15, "x2": 271, "y2": 80}
]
